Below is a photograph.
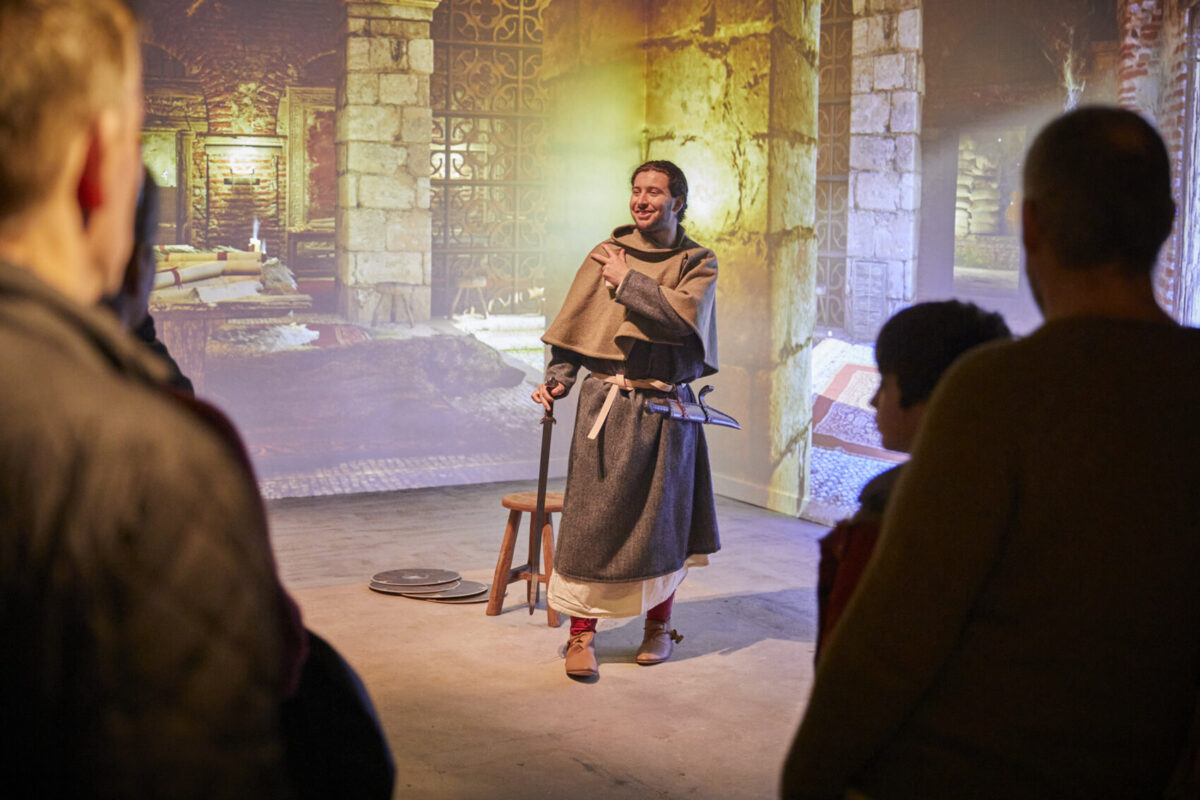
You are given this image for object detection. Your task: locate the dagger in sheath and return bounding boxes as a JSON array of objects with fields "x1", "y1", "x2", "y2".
[{"x1": 529, "y1": 384, "x2": 557, "y2": 614}]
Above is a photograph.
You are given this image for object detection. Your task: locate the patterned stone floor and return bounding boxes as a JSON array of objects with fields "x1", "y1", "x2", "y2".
[
  {"x1": 801, "y1": 446, "x2": 894, "y2": 526},
  {"x1": 801, "y1": 337, "x2": 897, "y2": 526}
]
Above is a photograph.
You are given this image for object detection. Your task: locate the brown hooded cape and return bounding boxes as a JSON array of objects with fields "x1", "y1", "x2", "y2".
[{"x1": 542, "y1": 225, "x2": 718, "y2": 375}]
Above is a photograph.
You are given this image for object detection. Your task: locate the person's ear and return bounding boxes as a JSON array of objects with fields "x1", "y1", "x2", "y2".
[
  {"x1": 76, "y1": 111, "x2": 119, "y2": 225},
  {"x1": 76, "y1": 144, "x2": 103, "y2": 223},
  {"x1": 672, "y1": 196, "x2": 683, "y2": 213}
]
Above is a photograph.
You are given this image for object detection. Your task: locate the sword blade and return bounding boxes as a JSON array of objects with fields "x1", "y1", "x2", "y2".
[{"x1": 529, "y1": 409, "x2": 554, "y2": 613}]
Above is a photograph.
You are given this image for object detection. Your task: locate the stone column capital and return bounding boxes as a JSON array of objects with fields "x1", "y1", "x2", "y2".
[
  {"x1": 342, "y1": 0, "x2": 443, "y2": 21},
  {"x1": 340, "y1": 0, "x2": 444, "y2": 13}
]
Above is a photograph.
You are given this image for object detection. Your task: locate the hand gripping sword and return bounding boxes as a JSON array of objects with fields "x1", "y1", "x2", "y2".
[{"x1": 529, "y1": 396, "x2": 556, "y2": 614}]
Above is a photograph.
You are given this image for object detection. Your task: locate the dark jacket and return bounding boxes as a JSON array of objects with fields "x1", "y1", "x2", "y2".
[
  {"x1": 815, "y1": 465, "x2": 903, "y2": 660},
  {"x1": 0, "y1": 261, "x2": 294, "y2": 798}
]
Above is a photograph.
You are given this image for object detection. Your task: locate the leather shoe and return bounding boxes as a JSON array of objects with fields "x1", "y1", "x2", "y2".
[
  {"x1": 636, "y1": 619, "x2": 683, "y2": 665},
  {"x1": 565, "y1": 631, "x2": 598, "y2": 678}
]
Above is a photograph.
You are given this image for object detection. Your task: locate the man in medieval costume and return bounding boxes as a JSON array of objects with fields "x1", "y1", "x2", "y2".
[{"x1": 531, "y1": 160, "x2": 720, "y2": 680}]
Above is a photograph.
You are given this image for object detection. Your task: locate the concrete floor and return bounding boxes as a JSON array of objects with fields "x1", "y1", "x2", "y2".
[{"x1": 268, "y1": 480, "x2": 826, "y2": 800}]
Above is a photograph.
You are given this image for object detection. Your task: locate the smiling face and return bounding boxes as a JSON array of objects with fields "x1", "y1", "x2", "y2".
[{"x1": 629, "y1": 168, "x2": 682, "y2": 242}]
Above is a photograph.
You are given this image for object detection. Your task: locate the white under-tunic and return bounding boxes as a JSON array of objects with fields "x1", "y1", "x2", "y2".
[{"x1": 547, "y1": 554, "x2": 709, "y2": 619}]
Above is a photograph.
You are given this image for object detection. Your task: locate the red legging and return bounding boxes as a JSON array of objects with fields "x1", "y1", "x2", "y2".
[{"x1": 569, "y1": 592, "x2": 675, "y2": 635}]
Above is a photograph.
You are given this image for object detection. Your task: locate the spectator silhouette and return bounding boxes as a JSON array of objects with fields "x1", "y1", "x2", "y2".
[
  {"x1": 815, "y1": 300, "x2": 1010, "y2": 661},
  {"x1": 0, "y1": 2, "x2": 303, "y2": 796},
  {"x1": 784, "y1": 106, "x2": 1200, "y2": 799}
]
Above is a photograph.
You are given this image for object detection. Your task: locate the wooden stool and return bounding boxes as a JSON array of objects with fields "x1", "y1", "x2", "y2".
[
  {"x1": 374, "y1": 282, "x2": 416, "y2": 327},
  {"x1": 452, "y1": 274, "x2": 488, "y2": 317},
  {"x1": 486, "y1": 491, "x2": 564, "y2": 627}
]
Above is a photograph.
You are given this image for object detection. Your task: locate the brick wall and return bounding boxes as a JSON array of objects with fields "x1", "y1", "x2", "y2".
[
  {"x1": 204, "y1": 146, "x2": 286, "y2": 256},
  {"x1": 142, "y1": 0, "x2": 339, "y2": 250},
  {"x1": 1117, "y1": 0, "x2": 1192, "y2": 315},
  {"x1": 1118, "y1": 0, "x2": 1166, "y2": 116}
]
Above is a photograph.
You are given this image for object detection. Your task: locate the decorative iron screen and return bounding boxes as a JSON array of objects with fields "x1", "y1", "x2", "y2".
[
  {"x1": 430, "y1": 0, "x2": 550, "y2": 317},
  {"x1": 817, "y1": 0, "x2": 852, "y2": 333}
]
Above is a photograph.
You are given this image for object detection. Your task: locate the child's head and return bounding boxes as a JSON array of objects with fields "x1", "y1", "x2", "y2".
[{"x1": 871, "y1": 300, "x2": 1012, "y2": 452}]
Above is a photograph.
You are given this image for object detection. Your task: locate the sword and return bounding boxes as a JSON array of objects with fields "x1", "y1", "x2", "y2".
[
  {"x1": 529, "y1": 391, "x2": 556, "y2": 614},
  {"x1": 645, "y1": 384, "x2": 742, "y2": 429}
]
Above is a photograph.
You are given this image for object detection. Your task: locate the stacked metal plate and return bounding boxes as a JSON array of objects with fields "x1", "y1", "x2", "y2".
[{"x1": 367, "y1": 568, "x2": 489, "y2": 604}]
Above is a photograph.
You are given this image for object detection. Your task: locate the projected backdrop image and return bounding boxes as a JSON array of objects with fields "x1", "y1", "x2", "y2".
[
  {"x1": 141, "y1": 0, "x2": 556, "y2": 499},
  {"x1": 134, "y1": 0, "x2": 1161, "y2": 517}
]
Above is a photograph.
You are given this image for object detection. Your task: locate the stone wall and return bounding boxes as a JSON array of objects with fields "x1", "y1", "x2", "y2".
[
  {"x1": 543, "y1": 0, "x2": 822, "y2": 515},
  {"x1": 142, "y1": 1, "x2": 444, "y2": 319},
  {"x1": 541, "y1": 0, "x2": 648, "y2": 303},
  {"x1": 845, "y1": 0, "x2": 922, "y2": 339},
  {"x1": 335, "y1": 0, "x2": 438, "y2": 323},
  {"x1": 645, "y1": 0, "x2": 821, "y2": 515}
]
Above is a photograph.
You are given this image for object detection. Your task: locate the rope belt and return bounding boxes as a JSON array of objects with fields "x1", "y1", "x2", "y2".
[{"x1": 586, "y1": 373, "x2": 674, "y2": 440}]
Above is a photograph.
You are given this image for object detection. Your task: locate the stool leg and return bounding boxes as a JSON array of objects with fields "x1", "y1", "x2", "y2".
[
  {"x1": 403, "y1": 292, "x2": 415, "y2": 327},
  {"x1": 486, "y1": 510, "x2": 521, "y2": 616},
  {"x1": 542, "y1": 514, "x2": 559, "y2": 628}
]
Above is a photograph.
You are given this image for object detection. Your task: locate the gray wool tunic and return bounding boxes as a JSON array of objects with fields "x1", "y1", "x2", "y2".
[{"x1": 543, "y1": 231, "x2": 721, "y2": 584}]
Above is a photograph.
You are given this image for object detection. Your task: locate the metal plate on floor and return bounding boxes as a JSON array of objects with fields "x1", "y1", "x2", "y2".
[
  {"x1": 401, "y1": 580, "x2": 488, "y2": 600},
  {"x1": 369, "y1": 581, "x2": 421, "y2": 596},
  {"x1": 421, "y1": 593, "x2": 491, "y2": 604},
  {"x1": 393, "y1": 580, "x2": 462, "y2": 595},
  {"x1": 370, "y1": 568, "x2": 461, "y2": 587}
]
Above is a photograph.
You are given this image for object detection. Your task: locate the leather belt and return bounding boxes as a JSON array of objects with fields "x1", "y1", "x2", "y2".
[{"x1": 586, "y1": 373, "x2": 674, "y2": 440}]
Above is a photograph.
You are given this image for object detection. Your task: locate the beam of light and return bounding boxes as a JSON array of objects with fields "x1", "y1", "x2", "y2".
[{"x1": 1060, "y1": 26, "x2": 1086, "y2": 111}]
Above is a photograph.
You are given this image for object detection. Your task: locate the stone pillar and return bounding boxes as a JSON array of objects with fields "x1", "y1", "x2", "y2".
[
  {"x1": 336, "y1": 0, "x2": 440, "y2": 323},
  {"x1": 845, "y1": 0, "x2": 923, "y2": 340},
  {"x1": 544, "y1": 0, "x2": 821, "y2": 515}
]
